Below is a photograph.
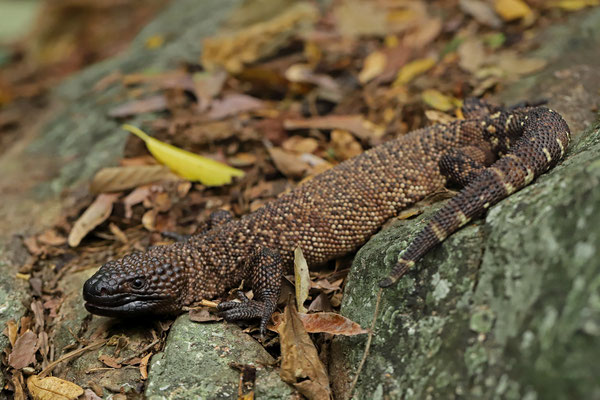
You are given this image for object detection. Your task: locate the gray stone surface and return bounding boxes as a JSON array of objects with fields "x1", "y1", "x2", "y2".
[
  {"x1": 330, "y1": 10, "x2": 600, "y2": 399},
  {"x1": 331, "y1": 121, "x2": 600, "y2": 399},
  {"x1": 0, "y1": 0, "x2": 244, "y2": 393},
  {"x1": 145, "y1": 317, "x2": 294, "y2": 399}
]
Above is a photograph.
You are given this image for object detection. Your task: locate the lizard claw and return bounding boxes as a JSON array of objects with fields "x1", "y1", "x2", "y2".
[{"x1": 217, "y1": 292, "x2": 271, "y2": 335}]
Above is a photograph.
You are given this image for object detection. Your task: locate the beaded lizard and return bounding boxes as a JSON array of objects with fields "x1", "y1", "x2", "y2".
[{"x1": 83, "y1": 98, "x2": 571, "y2": 333}]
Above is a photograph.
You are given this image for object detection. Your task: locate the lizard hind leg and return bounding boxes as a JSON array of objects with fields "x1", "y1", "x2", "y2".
[{"x1": 217, "y1": 247, "x2": 283, "y2": 335}]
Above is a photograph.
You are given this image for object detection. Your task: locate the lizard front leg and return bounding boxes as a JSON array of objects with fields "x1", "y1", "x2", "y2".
[
  {"x1": 439, "y1": 146, "x2": 494, "y2": 188},
  {"x1": 217, "y1": 247, "x2": 283, "y2": 335}
]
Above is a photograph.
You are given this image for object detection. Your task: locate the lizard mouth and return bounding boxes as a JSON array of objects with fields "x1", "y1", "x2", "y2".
[{"x1": 83, "y1": 293, "x2": 175, "y2": 317}]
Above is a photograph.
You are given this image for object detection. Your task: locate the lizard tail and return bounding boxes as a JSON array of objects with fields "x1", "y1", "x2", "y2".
[{"x1": 380, "y1": 107, "x2": 570, "y2": 288}]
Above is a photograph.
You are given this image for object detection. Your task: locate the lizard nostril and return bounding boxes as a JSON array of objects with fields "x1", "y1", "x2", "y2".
[{"x1": 100, "y1": 287, "x2": 109, "y2": 296}]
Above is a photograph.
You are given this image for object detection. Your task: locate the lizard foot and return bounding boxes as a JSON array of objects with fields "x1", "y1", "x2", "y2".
[{"x1": 217, "y1": 291, "x2": 272, "y2": 335}]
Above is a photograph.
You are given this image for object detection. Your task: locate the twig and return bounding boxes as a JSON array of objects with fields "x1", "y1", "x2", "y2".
[
  {"x1": 347, "y1": 288, "x2": 383, "y2": 400},
  {"x1": 38, "y1": 339, "x2": 107, "y2": 378}
]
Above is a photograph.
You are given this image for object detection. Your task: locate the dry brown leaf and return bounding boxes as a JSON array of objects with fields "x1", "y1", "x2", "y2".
[
  {"x1": 23, "y1": 236, "x2": 42, "y2": 256},
  {"x1": 68, "y1": 193, "x2": 120, "y2": 247},
  {"x1": 122, "y1": 186, "x2": 152, "y2": 219},
  {"x1": 189, "y1": 308, "x2": 222, "y2": 322},
  {"x1": 358, "y1": 50, "x2": 387, "y2": 84},
  {"x1": 425, "y1": 110, "x2": 456, "y2": 125},
  {"x1": 108, "y1": 223, "x2": 128, "y2": 243},
  {"x1": 7, "y1": 319, "x2": 18, "y2": 347},
  {"x1": 274, "y1": 312, "x2": 367, "y2": 336},
  {"x1": 98, "y1": 354, "x2": 121, "y2": 369},
  {"x1": 277, "y1": 304, "x2": 331, "y2": 400},
  {"x1": 311, "y1": 278, "x2": 342, "y2": 292},
  {"x1": 494, "y1": 51, "x2": 547, "y2": 76},
  {"x1": 27, "y1": 375, "x2": 83, "y2": 400},
  {"x1": 268, "y1": 147, "x2": 310, "y2": 178},
  {"x1": 90, "y1": 165, "x2": 179, "y2": 194},
  {"x1": 334, "y1": 0, "x2": 388, "y2": 37},
  {"x1": 36, "y1": 229, "x2": 67, "y2": 246},
  {"x1": 202, "y1": 2, "x2": 319, "y2": 73},
  {"x1": 9, "y1": 330, "x2": 38, "y2": 369},
  {"x1": 458, "y1": 38, "x2": 486, "y2": 74},
  {"x1": 282, "y1": 136, "x2": 319, "y2": 154},
  {"x1": 459, "y1": 0, "x2": 502, "y2": 28},
  {"x1": 284, "y1": 115, "x2": 384, "y2": 142},
  {"x1": 285, "y1": 64, "x2": 341, "y2": 94},
  {"x1": 193, "y1": 70, "x2": 227, "y2": 112},
  {"x1": 308, "y1": 293, "x2": 333, "y2": 313},
  {"x1": 139, "y1": 353, "x2": 152, "y2": 380},
  {"x1": 330, "y1": 129, "x2": 362, "y2": 160},
  {"x1": 294, "y1": 247, "x2": 310, "y2": 313},
  {"x1": 403, "y1": 17, "x2": 442, "y2": 49},
  {"x1": 83, "y1": 389, "x2": 102, "y2": 400},
  {"x1": 108, "y1": 95, "x2": 167, "y2": 118},
  {"x1": 207, "y1": 93, "x2": 265, "y2": 120},
  {"x1": 228, "y1": 152, "x2": 258, "y2": 167}
]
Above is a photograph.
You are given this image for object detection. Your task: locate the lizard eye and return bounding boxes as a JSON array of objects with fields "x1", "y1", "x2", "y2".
[{"x1": 131, "y1": 278, "x2": 145, "y2": 289}]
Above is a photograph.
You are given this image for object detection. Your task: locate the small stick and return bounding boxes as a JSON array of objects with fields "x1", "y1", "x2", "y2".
[{"x1": 38, "y1": 339, "x2": 107, "y2": 378}]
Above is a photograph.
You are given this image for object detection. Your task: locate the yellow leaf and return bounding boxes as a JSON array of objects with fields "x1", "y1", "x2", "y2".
[
  {"x1": 421, "y1": 89, "x2": 461, "y2": 112},
  {"x1": 494, "y1": 0, "x2": 533, "y2": 21},
  {"x1": 548, "y1": 0, "x2": 599, "y2": 10},
  {"x1": 123, "y1": 125, "x2": 244, "y2": 186},
  {"x1": 394, "y1": 57, "x2": 436, "y2": 86},
  {"x1": 294, "y1": 247, "x2": 310, "y2": 313},
  {"x1": 358, "y1": 51, "x2": 387, "y2": 84},
  {"x1": 27, "y1": 375, "x2": 83, "y2": 400}
]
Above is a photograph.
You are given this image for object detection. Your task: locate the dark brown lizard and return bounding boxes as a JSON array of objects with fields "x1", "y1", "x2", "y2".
[{"x1": 83, "y1": 98, "x2": 571, "y2": 333}]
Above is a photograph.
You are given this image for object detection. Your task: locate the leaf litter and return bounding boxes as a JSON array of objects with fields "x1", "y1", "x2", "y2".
[{"x1": 3, "y1": 0, "x2": 597, "y2": 398}]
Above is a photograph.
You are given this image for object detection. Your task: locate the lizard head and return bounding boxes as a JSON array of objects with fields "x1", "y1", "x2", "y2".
[{"x1": 83, "y1": 247, "x2": 188, "y2": 317}]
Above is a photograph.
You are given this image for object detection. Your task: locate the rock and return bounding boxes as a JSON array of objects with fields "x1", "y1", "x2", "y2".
[
  {"x1": 330, "y1": 9, "x2": 600, "y2": 400},
  {"x1": 145, "y1": 317, "x2": 294, "y2": 399}
]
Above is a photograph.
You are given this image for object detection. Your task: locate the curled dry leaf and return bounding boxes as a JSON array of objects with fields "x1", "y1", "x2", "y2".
[
  {"x1": 27, "y1": 375, "x2": 84, "y2": 400},
  {"x1": 284, "y1": 115, "x2": 384, "y2": 142},
  {"x1": 294, "y1": 247, "x2": 310, "y2": 313},
  {"x1": 84, "y1": 389, "x2": 102, "y2": 400},
  {"x1": 277, "y1": 304, "x2": 332, "y2": 400},
  {"x1": 268, "y1": 147, "x2": 310, "y2": 178},
  {"x1": 98, "y1": 354, "x2": 121, "y2": 369},
  {"x1": 36, "y1": 229, "x2": 66, "y2": 246},
  {"x1": 459, "y1": 0, "x2": 502, "y2": 28},
  {"x1": 206, "y1": 93, "x2": 265, "y2": 120},
  {"x1": 282, "y1": 135, "x2": 319, "y2": 154},
  {"x1": 107, "y1": 95, "x2": 167, "y2": 118},
  {"x1": 273, "y1": 312, "x2": 367, "y2": 336},
  {"x1": 123, "y1": 186, "x2": 152, "y2": 219},
  {"x1": 458, "y1": 38, "x2": 486, "y2": 74},
  {"x1": 358, "y1": 50, "x2": 387, "y2": 84},
  {"x1": 9, "y1": 330, "x2": 38, "y2": 369},
  {"x1": 189, "y1": 308, "x2": 222, "y2": 322},
  {"x1": 330, "y1": 129, "x2": 362, "y2": 160},
  {"x1": 90, "y1": 165, "x2": 180, "y2": 194},
  {"x1": 68, "y1": 193, "x2": 120, "y2": 247},
  {"x1": 7, "y1": 319, "x2": 18, "y2": 347},
  {"x1": 139, "y1": 353, "x2": 152, "y2": 380}
]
